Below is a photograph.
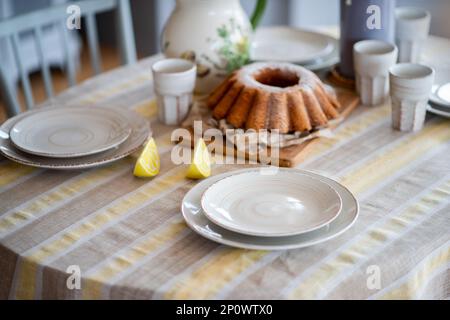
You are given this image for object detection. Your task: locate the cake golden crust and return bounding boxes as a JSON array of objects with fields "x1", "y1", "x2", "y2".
[
  {"x1": 269, "y1": 93, "x2": 290, "y2": 133},
  {"x1": 246, "y1": 90, "x2": 270, "y2": 130},
  {"x1": 226, "y1": 87, "x2": 256, "y2": 128},
  {"x1": 212, "y1": 82, "x2": 244, "y2": 120},
  {"x1": 314, "y1": 85, "x2": 339, "y2": 119},
  {"x1": 301, "y1": 88, "x2": 328, "y2": 127},
  {"x1": 208, "y1": 62, "x2": 341, "y2": 133},
  {"x1": 207, "y1": 73, "x2": 236, "y2": 108},
  {"x1": 288, "y1": 92, "x2": 311, "y2": 132}
]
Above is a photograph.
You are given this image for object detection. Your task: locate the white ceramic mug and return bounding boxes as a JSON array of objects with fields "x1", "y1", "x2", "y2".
[
  {"x1": 389, "y1": 63, "x2": 435, "y2": 132},
  {"x1": 152, "y1": 59, "x2": 197, "y2": 125},
  {"x1": 395, "y1": 7, "x2": 431, "y2": 63},
  {"x1": 353, "y1": 40, "x2": 398, "y2": 106}
]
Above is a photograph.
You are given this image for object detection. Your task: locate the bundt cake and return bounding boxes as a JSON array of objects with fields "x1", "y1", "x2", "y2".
[{"x1": 207, "y1": 62, "x2": 341, "y2": 134}]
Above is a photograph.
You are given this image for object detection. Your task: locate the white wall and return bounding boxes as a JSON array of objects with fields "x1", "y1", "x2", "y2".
[
  {"x1": 241, "y1": 0, "x2": 289, "y2": 26},
  {"x1": 288, "y1": 0, "x2": 339, "y2": 28}
]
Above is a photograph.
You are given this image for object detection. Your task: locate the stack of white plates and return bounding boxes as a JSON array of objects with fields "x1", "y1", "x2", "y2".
[
  {"x1": 251, "y1": 26, "x2": 339, "y2": 71},
  {"x1": 0, "y1": 106, "x2": 150, "y2": 169},
  {"x1": 427, "y1": 83, "x2": 450, "y2": 119},
  {"x1": 181, "y1": 168, "x2": 359, "y2": 250}
]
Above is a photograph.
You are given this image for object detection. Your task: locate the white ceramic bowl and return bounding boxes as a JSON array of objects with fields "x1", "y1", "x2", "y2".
[
  {"x1": 201, "y1": 170, "x2": 342, "y2": 237},
  {"x1": 9, "y1": 107, "x2": 131, "y2": 158},
  {"x1": 182, "y1": 168, "x2": 359, "y2": 250}
]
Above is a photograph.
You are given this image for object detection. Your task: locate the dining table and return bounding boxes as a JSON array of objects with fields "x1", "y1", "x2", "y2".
[{"x1": 0, "y1": 29, "x2": 449, "y2": 300}]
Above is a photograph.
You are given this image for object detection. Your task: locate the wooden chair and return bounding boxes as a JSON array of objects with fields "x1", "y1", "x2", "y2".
[{"x1": 0, "y1": 0, "x2": 136, "y2": 117}]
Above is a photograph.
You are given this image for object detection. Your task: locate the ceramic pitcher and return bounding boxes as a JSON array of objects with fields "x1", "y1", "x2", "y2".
[
  {"x1": 162, "y1": 0, "x2": 266, "y2": 94},
  {"x1": 339, "y1": 0, "x2": 396, "y2": 78}
]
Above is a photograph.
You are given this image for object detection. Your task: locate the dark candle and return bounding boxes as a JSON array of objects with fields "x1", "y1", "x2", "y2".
[{"x1": 339, "y1": 0, "x2": 396, "y2": 79}]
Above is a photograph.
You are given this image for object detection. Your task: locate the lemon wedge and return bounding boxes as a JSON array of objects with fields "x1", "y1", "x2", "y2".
[
  {"x1": 133, "y1": 138, "x2": 160, "y2": 178},
  {"x1": 186, "y1": 138, "x2": 211, "y2": 179}
]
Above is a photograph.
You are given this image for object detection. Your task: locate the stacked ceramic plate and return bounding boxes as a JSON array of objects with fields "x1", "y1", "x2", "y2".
[
  {"x1": 181, "y1": 168, "x2": 359, "y2": 250},
  {"x1": 251, "y1": 26, "x2": 339, "y2": 71},
  {"x1": 0, "y1": 106, "x2": 150, "y2": 169},
  {"x1": 421, "y1": 42, "x2": 450, "y2": 119},
  {"x1": 427, "y1": 83, "x2": 450, "y2": 119}
]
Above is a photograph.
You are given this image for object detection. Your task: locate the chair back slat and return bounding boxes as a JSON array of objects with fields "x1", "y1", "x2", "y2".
[
  {"x1": 10, "y1": 33, "x2": 34, "y2": 110},
  {"x1": 60, "y1": 20, "x2": 77, "y2": 87},
  {"x1": 0, "y1": 66, "x2": 21, "y2": 115},
  {"x1": 85, "y1": 13, "x2": 102, "y2": 75},
  {"x1": 33, "y1": 26, "x2": 54, "y2": 98},
  {"x1": 117, "y1": 0, "x2": 136, "y2": 65}
]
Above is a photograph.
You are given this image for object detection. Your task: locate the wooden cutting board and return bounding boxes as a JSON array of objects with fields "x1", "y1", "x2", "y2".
[{"x1": 178, "y1": 89, "x2": 360, "y2": 167}]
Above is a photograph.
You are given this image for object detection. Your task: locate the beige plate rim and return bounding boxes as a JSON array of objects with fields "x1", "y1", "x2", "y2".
[
  {"x1": 427, "y1": 104, "x2": 450, "y2": 119},
  {"x1": 251, "y1": 26, "x2": 336, "y2": 65},
  {"x1": 9, "y1": 106, "x2": 132, "y2": 158},
  {"x1": 0, "y1": 106, "x2": 150, "y2": 170}
]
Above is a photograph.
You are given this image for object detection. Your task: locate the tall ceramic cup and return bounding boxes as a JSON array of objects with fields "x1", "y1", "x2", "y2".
[
  {"x1": 152, "y1": 59, "x2": 197, "y2": 126},
  {"x1": 395, "y1": 7, "x2": 431, "y2": 63},
  {"x1": 354, "y1": 40, "x2": 398, "y2": 106},
  {"x1": 389, "y1": 63, "x2": 435, "y2": 132}
]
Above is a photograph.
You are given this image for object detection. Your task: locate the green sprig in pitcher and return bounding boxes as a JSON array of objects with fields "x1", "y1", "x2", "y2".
[{"x1": 162, "y1": 0, "x2": 266, "y2": 94}]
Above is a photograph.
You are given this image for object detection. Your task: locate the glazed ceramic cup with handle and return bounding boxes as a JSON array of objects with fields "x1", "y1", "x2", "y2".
[
  {"x1": 389, "y1": 63, "x2": 435, "y2": 132},
  {"x1": 353, "y1": 40, "x2": 398, "y2": 106},
  {"x1": 152, "y1": 58, "x2": 196, "y2": 125},
  {"x1": 395, "y1": 7, "x2": 431, "y2": 63}
]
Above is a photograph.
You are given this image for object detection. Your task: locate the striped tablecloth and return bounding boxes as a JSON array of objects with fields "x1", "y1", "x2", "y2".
[{"x1": 1, "y1": 38, "x2": 450, "y2": 300}]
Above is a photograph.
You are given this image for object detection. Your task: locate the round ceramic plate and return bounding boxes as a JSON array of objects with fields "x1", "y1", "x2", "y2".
[
  {"x1": 427, "y1": 104, "x2": 450, "y2": 119},
  {"x1": 437, "y1": 83, "x2": 450, "y2": 104},
  {"x1": 302, "y1": 42, "x2": 339, "y2": 71},
  {"x1": 182, "y1": 168, "x2": 359, "y2": 250},
  {"x1": 251, "y1": 26, "x2": 335, "y2": 64},
  {"x1": 10, "y1": 107, "x2": 131, "y2": 158},
  {"x1": 201, "y1": 171, "x2": 342, "y2": 237},
  {"x1": 430, "y1": 84, "x2": 450, "y2": 108},
  {"x1": 0, "y1": 106, "x2": 150, "y2": 170}
]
